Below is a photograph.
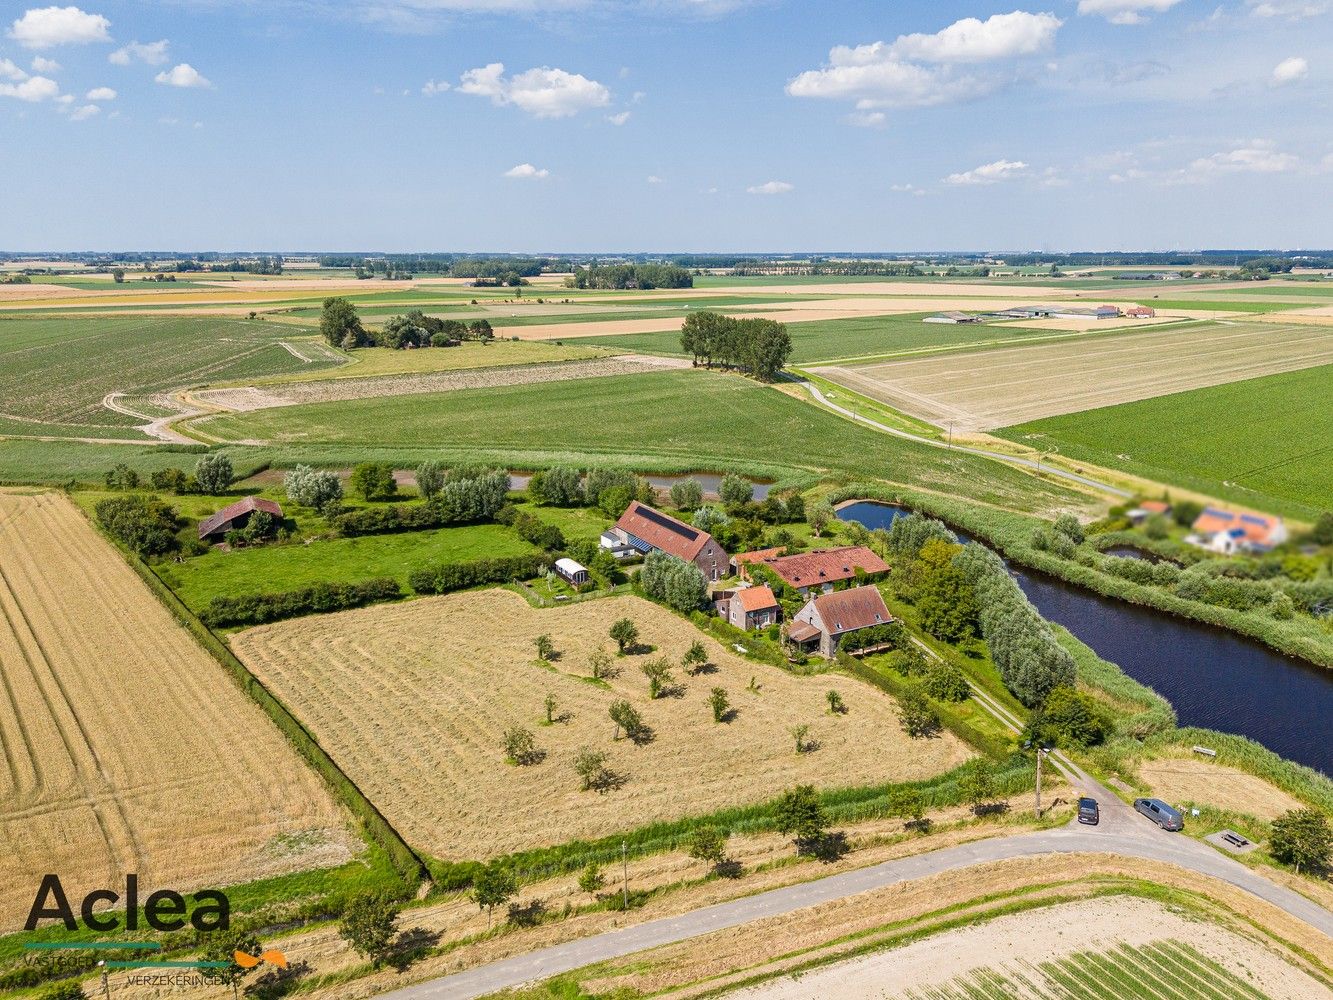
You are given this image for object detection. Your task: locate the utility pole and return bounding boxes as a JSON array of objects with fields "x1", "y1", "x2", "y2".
[
  {"x1": 621, "y1": 840, "x2": 629, "y2": 909},
  {"x1": 947, "y1": 420, "x2": 953, "y2": 449},
  {"x1": 99, "y1": 960, "x2": 110, "y2": 1000},
  {"x1": 1035, "y1": 747, "x2": 1045, "y2": 816}
]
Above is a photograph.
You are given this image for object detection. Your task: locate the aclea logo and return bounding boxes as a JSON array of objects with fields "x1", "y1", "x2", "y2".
[{"x1": 24, "y1": 875, "x2": 230, "y2": 932}]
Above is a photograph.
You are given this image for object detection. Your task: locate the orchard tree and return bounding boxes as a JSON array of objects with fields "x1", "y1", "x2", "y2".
[
  {"x1": 682, "y1": 641, "x2": 708, "y2": 675},
  {"x1": 338, "y1": 894, "x2": 400, "y2": 966},
  {"x1": 577, "y1": 862, "x2": 606, "y2": 897},
  {"x1": 610, "y1": 618, "x2": 639, "y2": 655},
  {"x1": 774, "y1": 785, "x2": 828, "y2": 853},
  {"x1": 471, "y1": 862, "x2": 518, "y2": 928},
  {"x1": 709, "y1": 687, "x2": 731, "y2": 722}
]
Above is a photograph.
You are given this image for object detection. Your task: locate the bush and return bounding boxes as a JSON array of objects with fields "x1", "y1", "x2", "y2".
[
  {"x1": 409, "y1": 555, "x2": 546, "y2": 595},
  {"x1": 512, "y1": 511, "x2": 565, "y2": 550},
  {"x1": 528, "y1": 466, "x2": 583, "y2": 506},
  {"x1": 1026, "y1": 685, "x2": 1109, "y2": 749},
  {"x1": 639, "y1": 550, "x2": 708, "y2": 613},
  {"x1": 195, "y1": 452, "x2": 234, "y2": 495},
  {"x1": 150, "y1": 467, "x2": 191, "y2": 493},
  {"x1": 201, "y1": 578, "x2": 400, "y2": 627},
  {"x1": 284, "y1": 465, "x2": 343, "y2": 511},
  {"x1": 923, "y1": 662, "x2": 970, "y2": 702},
  {"x1": 669, "y1": 478, "x2": 704, "y2": 510},
  {"x1": 1269, "y1": 808, "x2": 1331, "y2": 874},
  {"x1": 350, "y1": 462, "x2": 398, "y2": 502},
  {"x1": 333, "y1": 470, "x2": 510, "y2": 536},
  {"x1": 104, "y1": 462, "x2": 140, "y2": 490},
  {"x1": 95, "y1": 494, "x2": 179, "y2": 556}
]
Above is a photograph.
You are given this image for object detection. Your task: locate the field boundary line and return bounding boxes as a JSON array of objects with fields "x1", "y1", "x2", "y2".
[{"x1": 77, "y1": 503, "x2": 432, "y2": 891}]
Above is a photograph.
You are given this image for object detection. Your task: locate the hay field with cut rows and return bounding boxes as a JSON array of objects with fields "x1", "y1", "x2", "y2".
[
  {"x1": 231, "y1": 590, "x2": 972, "y2": 860},
  {"x1": 812, "y1": 322, "x2": 1333, "y2": 432},
  {"x1": 0, "y1": 491, "x2": 353, "y2": 929}
]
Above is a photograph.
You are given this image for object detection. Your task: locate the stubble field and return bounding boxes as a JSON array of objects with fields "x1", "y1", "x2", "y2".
[
  {"x1": 0, "y1": 491, "x2": 353, "y2": 929},
  {"x1": 811, "y1": 322, "x2": 1333, "y2": 432},
  {"x1": 230, "y1": 590, "x2": 972, "y2": 860}
]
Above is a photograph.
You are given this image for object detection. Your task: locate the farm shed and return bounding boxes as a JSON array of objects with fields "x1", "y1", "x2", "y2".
[
  {"x1": 924, "y1": 311, "x2": 982, "y2": 325},
  {"x1": 605, "y1": 501, "x2": 729, "y2": 581},
  {"x1": 1125, "y1": 306, "x2": 1156, "y2": 318},
  {"x1": 789, "y1": 585, "x2": 893, "y2": 658},
  {"x1": 198, "y1": 497, "x2": 283, "y2": 541},
  {"x1": 555, "y1": 558, "x2": 589, "y2": 586}
]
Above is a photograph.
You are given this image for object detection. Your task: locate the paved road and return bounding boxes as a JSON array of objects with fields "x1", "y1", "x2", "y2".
[
  {"x1": 380, "y1": 821, "x2": 1332, "y2": 1000},
  {"x1": 798, "y1": 379, "x2": 1133, "y2": 499}
]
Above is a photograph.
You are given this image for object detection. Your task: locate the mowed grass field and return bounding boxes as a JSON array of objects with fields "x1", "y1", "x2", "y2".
[
  {"x1": 158, "y1": 522, "x2": 537, "y2": 613},
  {"x1": 0, "y1": 316, "x2": 343, "y2": 435},
  {"x1": 231, "y1": 590, "x2": 972, "y2": 859},
  {"x1": 0, "y1": 491, "x2": 353, "y2": 929},
  {"x1": 563, "y1": 314, "x2": 1068, "y2": 364},
  {"x1": 813, "y1": 322, "x2": 1333, "y2": 432},
  {"x1": 995, "y1": 364, "x2": 1333, "y2": 518},
  {"x1": 193, "y1": 369, "x2": 1092, "y2": 513}
]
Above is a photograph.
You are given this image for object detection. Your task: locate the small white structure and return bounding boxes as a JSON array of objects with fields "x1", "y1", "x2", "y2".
[
  {"x1": 554, "y1": 558, "x2": 589, "y2": 586},
  {"x1": 924, "y1": 311, "x2": 982, "y2": 325},
  {"x1": 599, "y1": 530, "x2": 636, "y2": 560}
]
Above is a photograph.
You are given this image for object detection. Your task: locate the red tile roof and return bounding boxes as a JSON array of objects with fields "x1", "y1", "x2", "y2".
[
  {"x1": 786, "y1": 621, "x2": 820, "y2": 642},
  {"x1": 733, "y1": 547, "x2": 786, "y2": 568},
  {"x1": 736, "y1": 585, "x2": 779, "y2": 612},
  {"x1": 1192, "y1": 507, "x2": 1282, "y2": 545},
  {"x1": 1140, "y1": 500, "x2": 1171, "y2": 514},
  {"x1": 614, "y1": 501, "x2": 715, "y2": 562},
  {"x1": 812, "y1": 585, "x2": 892, "y2": 634},
  {"x1": 199, "y1": 496, "x2": 283, "y2": 539},
  {"x1": 760, "y1": 546, "x2": 889, "y2": 589}
]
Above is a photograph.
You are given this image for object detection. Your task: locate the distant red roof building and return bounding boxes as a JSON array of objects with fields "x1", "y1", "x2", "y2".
[
  {"x1": 722, "y1": 584, "x2": 780, "y2": 630},
  {"x1": 1139, "y1": 500, "x2": 1171, "y2": 514},
  {"x1": 732, "y1": 547, "x2": 786, "y2": 577},
  {"x1": 605, "y1": 501, "x2": 729, "y2": 581},
  {"x1": 1125, "y1": 306, "x2": 1156, "y2": 318},
  {"x1": 754, "y1": 546, "x2": 889, "y2": 594},
  {"x1": 198, "y1": 496, "x2": 283, "y2": 540},
  {"x1": 1190, "y1": 507, "x2": 1288, "y2": 553}
]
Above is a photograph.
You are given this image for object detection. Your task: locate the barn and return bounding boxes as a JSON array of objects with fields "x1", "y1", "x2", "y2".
[{"x1": 198, "y1": 497, "x2": 284, "y2": 540}]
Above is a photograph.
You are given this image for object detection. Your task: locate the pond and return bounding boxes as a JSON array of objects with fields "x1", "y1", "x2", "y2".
[{"x1": 839, "y1": 501, "x2": 1333, "y2": 775}]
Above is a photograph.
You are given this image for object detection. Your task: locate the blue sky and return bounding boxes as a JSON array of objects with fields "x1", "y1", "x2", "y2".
[{"x1": 2, "y1": 1, "x2": 1330, "y2": 251}]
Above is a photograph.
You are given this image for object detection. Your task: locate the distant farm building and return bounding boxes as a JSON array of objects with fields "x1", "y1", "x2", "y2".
[
  {"x1": 749, "y1": 546, "x2": 889, "y2": 596},
  {"x1": 554, "y1": 558, "x2": 589, "y2": 586},
  {"x1": 1050, "y1": 305, "x2": 1121, "y2": 320},
  {"x1": 788, "y1": 585, "x2": 893, "y2": 658},
  {"x1": 1188, "y1": 507, "x2": 1289, "y2": 554},
  {"x1": 991, "y1": 305, "x2": 1057, "y2": 320},
  {"x1": 715, "y1": 585, "x2": 781, "y2": 631},
  {"x1": 1124, "y1": 306, "x2": 1156, "y2": 318},
  {"x1": 603, "y1": 501, "x2": 729, "y2": 581},
  {"x1": 1127, "y1": 499, "x2": 1172, "y2": 524},
  {"x1": 198, "y1": 497, "x2": 283, "y2": 541},
  {"x1": 924, "y1": 311, "x2": 982, "y2": 325}
]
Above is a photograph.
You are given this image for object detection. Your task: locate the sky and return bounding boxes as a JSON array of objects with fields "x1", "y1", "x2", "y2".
[{"x1": 1, "y1": 0, "x2": 1330, "y2": 252}]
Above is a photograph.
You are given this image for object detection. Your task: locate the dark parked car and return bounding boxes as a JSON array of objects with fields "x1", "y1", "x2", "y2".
[
  {"x1": 1077, "y1": 797, "x2": 1100, "y2": 825},
  {"x1": 1134, "y1": 797, "x2": 1184, "y2": 831}
]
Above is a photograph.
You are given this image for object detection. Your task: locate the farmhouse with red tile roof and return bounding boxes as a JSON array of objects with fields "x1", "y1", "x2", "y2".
[
  {"x1": 1189, "y1": 507, "x2": 1288, "y2": 554},
  {"x1": 788, "y1": 585, "x2": 893, "y2": 658},
  {"x1": 602, "y1": 501, "x2": 729, "y2": 581},
  {"x1": 750, "y1": 546, "x2": 889, "y2": 595}
]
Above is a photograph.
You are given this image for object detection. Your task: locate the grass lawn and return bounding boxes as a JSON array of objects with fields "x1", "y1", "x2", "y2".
[
  {"x1": 564, "y1": 314, "x2": 1067, "y2": 364},
  {"x1": 194, "y1": 370, "x2": 1090, "y2": 514},
  {"x1": 994, "y1": 363, "x2": 1333, "y2": 519},
  {"x1": 512, "y1": 500, "x2": 613, "y2": 542},
  {"x1": 156, "y1": 522, "x2": 537, "y2": 611},
  {"x1": 1146, "y1": 298, "x2": 1313, "y2": 313}
]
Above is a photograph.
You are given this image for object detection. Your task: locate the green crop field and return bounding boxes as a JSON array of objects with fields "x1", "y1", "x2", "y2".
[
  {"x1": 192, "y1": 369, "x2": 1089, "y2": 513},
  {"x1": 564, "y1": 313, "x2": 1067, "y2": 364},
  {"x1": 157, "y1": 521, "x2": 536, "y2": 612},
  {"x1": 1145, "y1": 299, "x2": 1311, "y2": 313},
  {"x1": 0, "y1": 315, "x2": 344, "y2": 435},
  {"x1": 905, "y1": 940, "x2": 1278, "y2": 1000},
  {"x1": 995, "y1": 364, "x2": 1333, "y2": 518}
]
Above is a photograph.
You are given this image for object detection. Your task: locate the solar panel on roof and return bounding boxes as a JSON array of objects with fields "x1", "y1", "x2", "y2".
[{"x1": 636, "y1": 505, "x2": 699, "y2": 540}]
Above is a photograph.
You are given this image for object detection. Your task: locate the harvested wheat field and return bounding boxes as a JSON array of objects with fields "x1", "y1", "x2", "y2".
[
  {"x1": 812, "y1": 321, "x2": 1333, "y2": 431},
  {"x1": 0, "y1": 491, "x2": 354, "y2": 929},
  {"x1": 230, "y1": 590, "x2": 971, "y2": 860}
]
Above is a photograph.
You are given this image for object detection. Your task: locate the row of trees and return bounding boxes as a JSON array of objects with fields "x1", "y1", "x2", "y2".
[
  {"x1": 321, "y1": 298, "x2": 494, "y2": 350},
  {"x1": 638, "y1": 551, "x2": 709, "y2": 613},
  {"x1": 679, "y1": 312, "x2": 793, "y2": 381},
  {"x1": 566, "y1": 264, "x2": 693, "y2": 290}
]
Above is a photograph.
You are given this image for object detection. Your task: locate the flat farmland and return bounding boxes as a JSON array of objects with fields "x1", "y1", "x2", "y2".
[
  {"x1": 812, "y1": 322, "x2": 1333, "y2": 432},
  {"x1": 0, "y1": 316, "x2": 343, "y2": 436},
  {"x1": 230, "y1": 590, "x2": 971, "y2": 859},
  {"x1": 995, "y1": 364, "x2": 1333, "y2": 517},
  {"x1": 0, "y1": 491, "x2": 353, "y2": 929}
]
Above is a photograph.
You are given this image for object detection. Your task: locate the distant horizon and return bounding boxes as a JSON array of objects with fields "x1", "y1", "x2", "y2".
[{"x1": 6, "y1": 248, "x2": 1333, "y2": 258}]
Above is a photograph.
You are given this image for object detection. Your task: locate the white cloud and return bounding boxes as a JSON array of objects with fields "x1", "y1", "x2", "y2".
[
  {"x1": 421, "y1": 78, "x2": 450, "y2": 95},
  {"x1": 503, "y1": 162, "x2": 549, "y2": 179},
  {"x1": 9, "y1": 6, "x2": 110, "y2": 49},
  {"x1": 1077, "y1": 0, "x2": 1183, "y2": 25},
  {"x1": 891, "y1": 183, "x2": 925, "y2": 196},
  {"x1": 1247, "y1": 0, "x2": 1329, "y2": 17},
  {"x1": 31, "y1": 55, "x2": 59, "y2": 72},
  {"x1": 943, "y1": 159, "x2": 1028, "y2": 185},
  {"x1": 747, "y1": 180, "x2": 794, "y2": 195},
  {"x1": 0, "y1": 58, "x2": 27, "y2": 81},
  {"x1": 888, "y1": 11, "x2": 1062, "y2": 63},
  {"x1": 788, "y1": 12, "x2": 1060, "y2": 113},
  {"x1": 606, "y1": 110, "x2": 631, "y2": 125},
  {"x1": 155, "y1": 63, "x2": 211, "y2": 89},
  {"x1": 0, "y1": 74, "x2": 60, "y2": 101},
  {"x1": 85, "y1": 85, "x2": 115, "y2": 100},
  {"x1": 846, "y1": 109, "x2": 886, "y2": 128},
  {"x1": 458, "y1": 62, "x2": 609, "y2": 117},
  {"x1": 110, "y1": 39, "x2": 169, "y2": 66},
  {"x1": 68, "y1": 101, "x2": 98, "y2": 119},
  {"x1": 647, "y1": 174, "x2": 663, "y2": 183},
  {"x1": 1181, "y1": 143, "x2": 1300, "y2": 180},
  {"x1": 1272, "y1": 56, "x2": 1308, "y2": 84}
]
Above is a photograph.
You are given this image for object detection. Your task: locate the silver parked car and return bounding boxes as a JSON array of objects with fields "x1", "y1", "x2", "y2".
[{"x1": 1134, "y1": 797, "x2": 1184, "y2": 831}]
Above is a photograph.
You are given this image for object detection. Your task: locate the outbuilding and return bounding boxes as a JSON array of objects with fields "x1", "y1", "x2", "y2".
[
  {"x1": 554, "y1": 558, "x2": 590, "y2": 586},
  {"x1": 788, "y1": 585, "x2": 893, "y2": 658},
  {"x1": 198, "y1": 497, "x2": 283, "y2": 541}
]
